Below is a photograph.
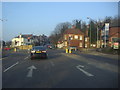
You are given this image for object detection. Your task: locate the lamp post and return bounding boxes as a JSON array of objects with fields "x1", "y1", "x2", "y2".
[
  {"x1": 87, "y1": 17, "x2": 102, "y2": 48},
  {"x1": 87, "y1": 17, "x2": 92, "y2": 48}
]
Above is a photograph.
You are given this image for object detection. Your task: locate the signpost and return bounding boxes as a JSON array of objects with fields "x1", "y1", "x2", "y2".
[
  {"x1": 104, "y1": 23, "x2": 109, "y2": 47},
  {"x1": 113, "y1": 42, "x2": 119, "y2": 49}
]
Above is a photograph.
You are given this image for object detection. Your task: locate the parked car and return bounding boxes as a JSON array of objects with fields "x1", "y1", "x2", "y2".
[
  {"x1": 4, "y1": 47, "x2": 11, "y2": 50},
  {"x1": 30, "y1": 46, "x2": 48, "y2": 60},
  {"x1": 45, "y1": 44, "x2": 54, "y2": 49}
]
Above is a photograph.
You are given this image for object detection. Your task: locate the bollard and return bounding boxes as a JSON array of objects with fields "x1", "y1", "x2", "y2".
[
  {"x1": 66, "y1": 48, "x2": 69, "y2": 53},
  {"x1": 69, "y1": 49, "x2": 72, "y2": 53},
  {"x1": 14, "y1": 48, "x2": 16, "y2": 52}
]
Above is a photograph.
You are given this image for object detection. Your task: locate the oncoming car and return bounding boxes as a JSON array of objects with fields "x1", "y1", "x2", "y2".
[{"x1": 30, "y1": 46, "x2": 48, "y2": 60}]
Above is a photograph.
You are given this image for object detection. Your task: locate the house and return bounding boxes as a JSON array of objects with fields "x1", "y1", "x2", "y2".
[
  {"x1": 57, "y1": 37, "x2": 64, "y2": 48},
  {"x1": 12, "y1": 34, "x2": 33, "y2": 47},
  {"x1": 84, "y1": 29, "x2": 90, "y2": 48},
  {"x1": 63, "y1": 26, "x2": 89, "y2": 50},
  {"x1": 108, "y1": 26, "x2": 120, "y2": 47}
]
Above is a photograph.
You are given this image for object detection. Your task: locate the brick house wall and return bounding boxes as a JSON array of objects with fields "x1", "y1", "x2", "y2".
[{"x1": 63, "y1": 27, "x2": 85, "y2": 49}]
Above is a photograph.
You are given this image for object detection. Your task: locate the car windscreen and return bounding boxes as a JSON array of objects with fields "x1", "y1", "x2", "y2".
[{"x1": 32, "y1": 46, "x2": 46, "y2": 51}]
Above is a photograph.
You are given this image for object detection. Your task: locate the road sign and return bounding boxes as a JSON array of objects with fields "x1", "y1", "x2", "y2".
[{"x1": 113, "y1": 42, "x2": 119, "y2": 49}]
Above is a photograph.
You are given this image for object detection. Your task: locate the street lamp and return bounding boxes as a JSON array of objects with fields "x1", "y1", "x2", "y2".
[
  {"x1": 87, "y1": 17, "x2": 91, "y2": 48},
  {"x1": 87, "y1": 17, "x2": 101, "y2": 48}
]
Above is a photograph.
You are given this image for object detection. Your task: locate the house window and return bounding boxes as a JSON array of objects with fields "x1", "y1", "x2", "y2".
[
  {"x1": 80, "y1": 36, "x2": 83, "y2": 40},
  {"x1": 85, "y1": 38, "x2": 87, "y2": 42},
  {"x1": 21, "y1": 42, "x2": 23, "y2": 45},
  {"x1": 74, "y1": 35, "x2": 78, "y2": 39},
  {"x1": 69, "y1": 35, "x2": 73, "y2": 40},
  {"x1": 79, "y1": 42, "x2": 82, "y2": 47},
  {"x1": 15, "y1": 40, "x2": 17, "y2": 45},
  {"x1": 64, "y1": 41, "x2": 67, "y2": 46},
  {"x1": 64, "y1": 35, "x2": 67, "y2": 40},
  {"x1": 70, "y1": 37, "x2": 73, "y2": 40}
]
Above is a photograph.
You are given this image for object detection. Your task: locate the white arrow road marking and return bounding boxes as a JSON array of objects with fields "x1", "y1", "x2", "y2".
[
  {"x1": 76, "y1": 65, "x2": 94, "y2": 77},
  {"x1": 27, "y1": 65, "x2": 37, "y2": 77},
  {"x1": 3, "y1": 62, "x2": 19, "y2": 72}
]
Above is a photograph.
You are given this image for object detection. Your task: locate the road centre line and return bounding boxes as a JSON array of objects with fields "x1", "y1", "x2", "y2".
[
  {"x1": 24, "y1": 56, "x2": 29, "y2": 60},
  {"x1": 50, "y1": 61, "x2": 55, "y2": 66},
  {"x1": 76, "y1": 65, "x2": 94, "y2": 77},
  {"x1": 3, "y1": 62, "x2": 19, "y2": 72}
]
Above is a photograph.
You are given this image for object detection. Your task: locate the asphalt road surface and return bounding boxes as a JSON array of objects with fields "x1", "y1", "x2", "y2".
[{"x1": 2, "y1": 49, "x2": 119, "y2": 88}]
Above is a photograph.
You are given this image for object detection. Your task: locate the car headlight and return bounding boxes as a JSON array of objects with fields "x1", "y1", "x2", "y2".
[{"x1": 31, "y1": 50, "x2": 35, "y2": 53}]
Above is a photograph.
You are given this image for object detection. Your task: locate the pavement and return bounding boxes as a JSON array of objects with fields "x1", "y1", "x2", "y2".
[
  {"x1": 74, "y1": 50, "x2": 119, "y2": 60},
  {"x1": 1, "y1": 49, "x2": 119, "y2": 88}
]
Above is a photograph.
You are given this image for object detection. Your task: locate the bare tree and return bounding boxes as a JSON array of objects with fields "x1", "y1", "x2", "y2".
[{"x1": 49, "y1": 22, "x2": 71, "y2": 46}]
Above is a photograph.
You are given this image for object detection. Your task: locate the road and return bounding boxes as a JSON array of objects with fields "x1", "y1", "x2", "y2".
[{"x1": 2, "y1": 49, "x2": 119, "y2": 88}]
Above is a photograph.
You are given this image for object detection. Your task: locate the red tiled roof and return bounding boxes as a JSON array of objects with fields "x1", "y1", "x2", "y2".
[{"x1": 64, "y1": 28, "x2": 84, "y2": 35}]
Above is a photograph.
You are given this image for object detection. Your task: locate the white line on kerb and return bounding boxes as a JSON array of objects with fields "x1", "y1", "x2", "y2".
[
  {"x1": 0, "y1": 57, "x2": 7, "y2": 60},
  {"x1": 3, "y1": 62, "x2": 19, "y2": 72},
  {"x1": 76, "y1": 65, "x2": 94, "y2": 77}
]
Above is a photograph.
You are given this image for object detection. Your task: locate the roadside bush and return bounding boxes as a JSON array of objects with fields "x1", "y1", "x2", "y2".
[{"x1": 101, "y1": 46, "x2": 119, "y2": 55}]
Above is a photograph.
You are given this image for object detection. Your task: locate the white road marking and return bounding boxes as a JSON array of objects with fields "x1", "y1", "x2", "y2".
[
  {"x1": 24, "y1": 56, "x2": 29, "y2": 60},
  {"x1": 93, "y1": 54, "x2": 99, "y2": 55},
  {"x1": 3, "y1": 62, "x2": 19, "y2": 72},
  {"x1": 0, "y1": 57, "x2": 7, "y2": 60},
  {"x1": 27, "y1": 65, "x2": 37, "y2": 77},
  {"x1": 76, "y1": 65, "x2": 94, "y2": 77},
  {"x1": 77, "y1": 65, "x2": 84, "y2": 68},
  {"x1": 50, "y1": 61, "x2": 55, "y2": 66}
]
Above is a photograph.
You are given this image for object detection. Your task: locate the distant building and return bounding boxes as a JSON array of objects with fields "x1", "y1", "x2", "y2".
[
  {"x1": 32, "y1": 34, "x2": 49, "y2": 46},
  {"x1": 12, "y1": 34, "x2": 33, "y2": 47},
  {"x1": 57, "y1": 37, "x2": 64, "y2": 48},
  {"x1": 62, "y1": 26, "x2": 89, "y2": 50},
  {"x1": 12, "y1": 34, "x2": 49, "y2": 47}
]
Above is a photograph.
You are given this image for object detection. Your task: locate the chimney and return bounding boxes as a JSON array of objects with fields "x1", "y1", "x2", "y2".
[{"x1": 19, "y1": 33, "x2": 22, "y2": 38}]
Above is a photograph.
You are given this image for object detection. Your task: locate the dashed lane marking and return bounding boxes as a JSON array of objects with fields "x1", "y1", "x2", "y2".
[
  {"x1": 50, "y1": 61, "x2": 55, "y2": 66},
  {"x1": 3, "y1": 62, "x2": 19, "y2": 72},
  {"x1": 24, "y1": 56, "x2": 30, "y2": 60}
]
